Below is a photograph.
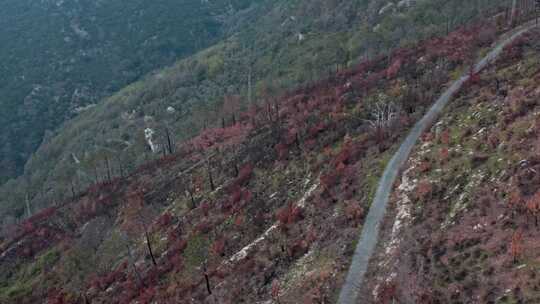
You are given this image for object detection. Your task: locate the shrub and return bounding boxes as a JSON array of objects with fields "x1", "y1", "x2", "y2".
[
  {"x1": 416, "y1": 180, "x2": 433, "y2": 201},
  {"x1": 275, "y1": 143, "x2": 289, "y2": 160},
  {"x1": 377, "y1": 281, "x2": 397, "y2": 304},
  {"x1": 287, "y1": 239, "x2": 309, "y2": 258},
  {"x1": 320, "y1": 172, "x2": 339, "y2": 191},
  {"x1": 345, "y1": 200, "x2": 364, "y2": 224},
  {"x1": 195, "y1": 220, "x2": 212, "y2": 234},
  {"x1": 233, "y1": 215, "x2": 244, "y2": 228},
  {"x1": 276, "y1": 203, "x2": 303, "y2": 228},
  {"x1": 235, "y1": 163, "x2": 254, "y2": 187},
  {"x1": 137, "y1": 286, "x2": 156, "y2": 304},
  {"x1": 417, "y1": 161, "x2": 432, "y2": 173},
  {"x1": 386, "y1": 58, "x2": 403, "y2": 79},
  {"x1": 526, "y1": 191, "x2": 540, "y2": 225},
  {"x1": 440, "y1": 130, "x2": 451, "y2": 145},
  {"x1": 508, "y1": 189, "x2": 525, "y2": 213},
  {"x1": 510, "y1": 230, "x2": 523, "y2": 263},
  {"x1": 211, "y1": 238, "x2": 226, "y2": 257},
  {"x1": 200, "y1": 201, "x2": 210, "y2": 217},
  {"x1": 439, "y1": 148, "x2": 450, "y2": 163},
  {"x1": 156, "y1": 213, "x2": 173, "y2": 229}
]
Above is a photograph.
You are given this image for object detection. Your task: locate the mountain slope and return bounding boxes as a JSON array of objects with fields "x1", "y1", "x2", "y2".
[
  {"x1": 0, "y1": 0, "x2": 509, "y2": 223},
  {"x1": 0, "y1": 0, "x2": 263, "y2": 182},
  {"x1": 0, "y1": 20, "x2": 504, "y2": 303},
  {"x1": 339, "y1": 21, "x2": 537, "y2": 304},
  {"x1": 364, "y1": 25, "x2": 540, "y2": 304}
]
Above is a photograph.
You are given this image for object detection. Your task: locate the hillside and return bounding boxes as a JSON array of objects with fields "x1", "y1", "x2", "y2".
[
  {"x1": 0, "y1": 0, "x2": 263, "y2": 183},
  {"x1": 0, "y1": 19, "x2": 511, "y2": 303},
  {"x1": 364, "y1": 25, "x2": 540, "y2": 303},
  {"x1": 0, "y1": 0, "x2": 509, "y2": 223}
]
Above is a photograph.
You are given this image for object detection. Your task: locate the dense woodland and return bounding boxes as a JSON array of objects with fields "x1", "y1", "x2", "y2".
[{"x1": 0, "y1": 0, "x2": 264, "y2": 183}]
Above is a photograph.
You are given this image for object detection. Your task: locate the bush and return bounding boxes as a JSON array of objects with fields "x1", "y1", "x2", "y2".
[{"x1": 276, "y1": 203, "x2": 304, "y2": 229}]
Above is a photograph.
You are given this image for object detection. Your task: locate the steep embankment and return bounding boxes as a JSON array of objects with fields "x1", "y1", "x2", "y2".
[
  {"x1": 338, "y1": 21, "x2": 537, "y2": 304},
  {"x1": 0, "y1": 22, "x2": 501, "y2": 303},
  {"x1": 363, "y1": 26, "x2": 540, "y2": 303}
]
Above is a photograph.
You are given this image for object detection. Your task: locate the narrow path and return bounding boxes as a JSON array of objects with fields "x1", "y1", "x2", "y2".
[{"x1": 337, "y1": 23, "x2": 536, "y2": 304}]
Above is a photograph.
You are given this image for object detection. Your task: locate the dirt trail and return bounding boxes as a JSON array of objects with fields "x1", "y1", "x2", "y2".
[{"x1": 337, "y1": 23, "x2": 537, "y2": 304}]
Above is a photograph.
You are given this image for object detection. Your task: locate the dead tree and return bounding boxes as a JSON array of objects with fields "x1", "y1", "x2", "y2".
[
  {"x1": 205, "y1": 155, "x2": 215, "y2": 191},
  {"x1": 165, "y1": 127, "x2": 174, "y2": 154},
  {"x1": 70, "y1": 180, "x2": 76, "y2": 199},
  {"x1": 139, "y1": 211, "x2": 157, "y2": 266},
  {"x1": 510, "y1": 0, "x2": 518, "y2": 26},
  {"x1": 125, "y1": 243, "x2": 146, "y2": 287},
  {"x1": 202, "y1": 260, "x2": 212, "y2": 295},
  {"x1": 116, "y1": 154, "x2": 125, "y2": 178},
  {"x1": 186, "y1": 188, "x2": 196, "y2": 208},
  {"x1": 122, "y1": 194, "x2": 158, "y2": 267},
  {"x1": 93, "y1": 163, "x2": 100, "y2": 184},
  {"x1": 104, "y1": 155, "x2": 112, "y2": 182},
  {"x1": 365, "y1": 101, "x2": 399, "y2": 142}
]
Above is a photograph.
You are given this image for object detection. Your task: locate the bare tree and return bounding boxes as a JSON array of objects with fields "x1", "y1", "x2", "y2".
[
  {"x1": 510, "y1": 0, "x2": 518, "y2": 26},
  {"x1": 104, "y1": 155, "x2": 112, "y2": 182},
  {"x1": 165, "y1": 127, "x2": 174, "y2": 154},
  {"x1": 123, "y1": 241, "x2": 146, "y2": 288},
  {"x1": 207, "y1": 161, "x2": 215, "y2": 192},
  {"x1": 202, "y1": 260, "x2": 212, "y2": 295},
  {"x1": 365, "y1": 100, "x2": 400, "y2": 142},
  {"x1": 121, "y1": 193, "x2": 158, "y2": 267}
]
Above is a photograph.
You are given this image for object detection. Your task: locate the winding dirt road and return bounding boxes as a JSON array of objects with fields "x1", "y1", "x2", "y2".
[{"x1": 337, "y1": 23, "x2": 537, "y2": 304}]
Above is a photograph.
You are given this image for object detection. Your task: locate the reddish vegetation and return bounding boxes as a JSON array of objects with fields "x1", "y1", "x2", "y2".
[
  {"x1": 415, "y1": 180, "x2": 433, "y2": 201},
  {"x1": 345, "y1": 200, "x2": 364, "y2": 225},
  {"x1": 0, "y1": 21, "x2": 503, "y2": 304},
  {"x1": 526, "y1": 191, "x2": 540, "y2": 225},
  {"x1": 276, "y1": 203, "x2": 304, "y2": 229},
  {"x1": 510, "y1": 230, "x2": 523, "y2": 263},
  {"x1": 377, "y1": 281, "x2": 397, "y2": 304},
  {"x1": 187, "y1": 123, "x2": 252, "y2": 159},
  {"x1": 363, "y1": 29, "x2": 540, "y2": 303},
  {"x1": 502, "y1": 33, "x2": 531, "y2": 61},
  {"x1": 211, "y1": 238, "x2": 226, "y2": 257},
  {"x1": 424, "y1": 24, "x2": 491, "y2": 65}
]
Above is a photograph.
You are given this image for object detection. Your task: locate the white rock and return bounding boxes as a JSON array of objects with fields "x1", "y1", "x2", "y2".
[
  {"x1": 145, "y1": 128, "x2": 157, "y2": 153},
  {"x1": 379, "y1": 2, "x2": 395, "y2": 15}
]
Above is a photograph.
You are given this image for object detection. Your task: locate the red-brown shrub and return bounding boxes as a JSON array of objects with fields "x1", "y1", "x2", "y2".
[
  {"x1": 275, "y1": 143, "x2": 289, "y2": 160},
  {"x1": 211, "y1": 238, "x2": 226, "y2": 257},
  {"x1": 386, "y1": 58, "x2": 403, "y2": 79},
  {"x1": 345, "y1": 201, "x2": 364, "y2": 224},
  {"x1": 321, "y1": 172, "x2": 339, "y2": 191},
  {"x1": 156, "y1": 213, "x2": 173, "y2": 229},
  {"x1": 277, "y1": 203, "x2": 304, "y2": 228},
  {"x1": 416, "y1": 180, "x2": 433, "y2": 201},
  {"x1": 200, "y1": 201, "x2": 210, "y2": 217},
  {"x1": 195, "y1": 220, "x2": 212, "y2": 234},
  {"x1": 510, "y1": 230, "x2": 523, "y2": 263}
]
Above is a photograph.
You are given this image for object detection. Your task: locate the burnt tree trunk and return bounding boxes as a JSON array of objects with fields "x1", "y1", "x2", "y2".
[
  {"x1": 203, "y1": 266, "x2": 212, "y2": 295},
  {"x1": 145, "y1": 230, "x2": 157, "y2": 266},
  {"x1": 234, "y1": 163, "x2": 239, "y2": 177},
  {"x1": 105, "y1": 156, "x2": 112, "y2": 182},
  {"x1": 207, "y1": 161, "x2": 215, "y2": 191},
  {"x1": 126, "y1": 244, "x2": 146, "y2": 288},
  {"x1": 165, "y1": 127, "x2": 174, "y2": 154}
]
